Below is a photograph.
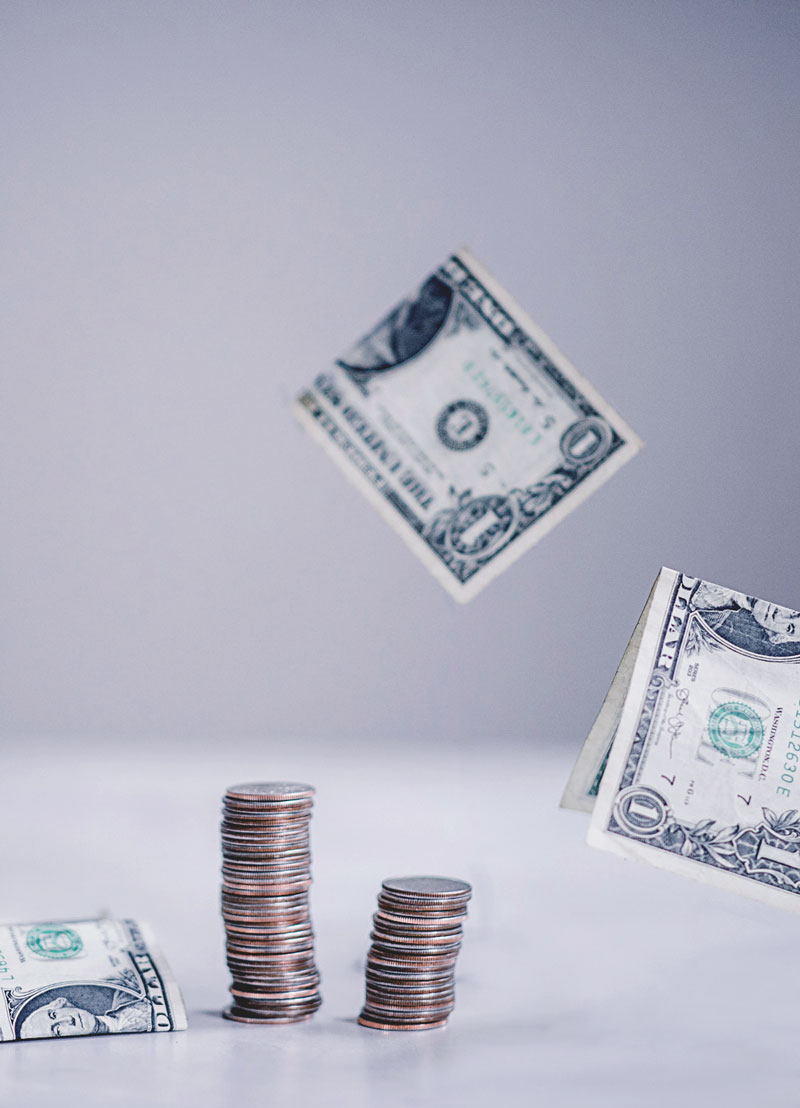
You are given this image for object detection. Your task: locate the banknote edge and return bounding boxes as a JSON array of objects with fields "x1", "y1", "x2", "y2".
[
  {"x1": 560, "y1": 579, "x2": 657, "y2": 812},
  {"x1": 587, "y1": 567, "x2": 679, "y2": 833},
  {"x1": 134, "y1": 918, "x2": 189, "y2": 1031}
]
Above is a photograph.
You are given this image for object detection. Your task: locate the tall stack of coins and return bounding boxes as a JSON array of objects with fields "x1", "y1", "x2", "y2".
[
  {"x1": 358, "y1": 876, "x2": 472, "y2": 1031},
  {"x1": 220, "y1": 782, "x2": 322, "y2": 1024}
]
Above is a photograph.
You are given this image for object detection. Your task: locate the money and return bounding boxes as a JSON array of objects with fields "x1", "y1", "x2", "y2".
[
  {"x1": 295, "y1": 249, "x2": 641, "y2": 602},
  {"x1": 358, "y1": 876, "x2": 472, "y2": 1031},
  {"x1": 0, "y1": 917, "x2": 186, "y2": 1041},
  {"x1": 220, "y1": 782, "x2": 322, "y2": 1023},
  {"x1": 563, "y1": 568, "x2": 800, "y2": 913}
]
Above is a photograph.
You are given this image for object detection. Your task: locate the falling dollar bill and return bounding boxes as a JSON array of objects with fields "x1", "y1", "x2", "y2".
[
  {"x1": 295, "y1": 249, "x2": 641, "y2": 601},
  {"x1": 562, "y1": 568, "x2": 800, "y2": 913},
  {"x1": 0, "y1": 918, "x2": 187, "y2": 1041}
]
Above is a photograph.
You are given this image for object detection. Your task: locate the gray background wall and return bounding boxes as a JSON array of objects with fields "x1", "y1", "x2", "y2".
[{"x1": 3, "y1": 0, "x2": 799, "y2": 750}]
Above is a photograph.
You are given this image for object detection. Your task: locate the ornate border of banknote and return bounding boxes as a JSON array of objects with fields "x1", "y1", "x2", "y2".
[{"x1": 296, "y1": 249, "x2": 642, "y2": 601}]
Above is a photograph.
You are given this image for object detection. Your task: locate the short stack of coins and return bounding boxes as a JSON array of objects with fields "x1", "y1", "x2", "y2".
[
  {"x1": 358, "y1": 876, "x2": 472, "y2": 1031},
  {"x1": 220, "y1": 782, "x2": 322, "y2": 1024}
]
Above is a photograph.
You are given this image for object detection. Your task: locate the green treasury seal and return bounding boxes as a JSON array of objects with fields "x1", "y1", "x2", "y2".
[
  {"x1": 708, "y1": 701, "x2": 764, "y2": 759},
  {"x1": 26, "y1": 925, "x2": 83, "y2": 959}
]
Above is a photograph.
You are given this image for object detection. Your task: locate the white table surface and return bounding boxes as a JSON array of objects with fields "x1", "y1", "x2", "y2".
[{"x1": 3, "y1": 738, "x2": 796, "y2": 1106}]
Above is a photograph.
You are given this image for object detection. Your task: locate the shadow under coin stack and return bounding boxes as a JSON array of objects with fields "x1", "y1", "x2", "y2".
[
  {"x1": 358, "y1": 876, "x2": 472, "y2": 1031},
  {"x1": 220, "y1": 782, "x2": 322, "y2": 1024}
]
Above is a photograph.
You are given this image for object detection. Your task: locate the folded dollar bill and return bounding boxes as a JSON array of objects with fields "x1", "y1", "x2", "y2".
[
  {"x1": 563, "y1": 568, "x2": 800, "y2": 913},
  {"x1": 0, "y1": 917, "x2": 187, "y2": 1041},
  {"x1": 296, "y1": 249, "x2": 641, "y2": 601}
]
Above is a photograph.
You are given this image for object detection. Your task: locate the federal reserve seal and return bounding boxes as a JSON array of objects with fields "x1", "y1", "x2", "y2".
[
  {"x1": 436, "y1": 400, "x2": 489, "y2": 451},
  {"x1": 708, "y1": 701, "x2": 765, "y2": 759},
  {"x1": 26, "y1": 925, "x2": 83, "y2": 959}
]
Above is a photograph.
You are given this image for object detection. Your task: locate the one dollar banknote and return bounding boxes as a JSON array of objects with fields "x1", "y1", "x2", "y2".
[
  {"x1": 296, "y1": 249, "x2": 641, "y2": 601},
  {"x1": 563, "y1": 568, "x2": 800, "y2": 913},
  {"x1": 0, "y1": 917, "x2": 187, "y2": 1041}
]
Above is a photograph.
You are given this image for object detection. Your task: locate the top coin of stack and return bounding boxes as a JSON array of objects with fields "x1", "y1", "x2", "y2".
[
  {"x1": 220, "y1": 782, "x2": 322, "y2": 1024},
  {"x1": 358, "y1": 875, "x2": 472, "y2": 1031}
]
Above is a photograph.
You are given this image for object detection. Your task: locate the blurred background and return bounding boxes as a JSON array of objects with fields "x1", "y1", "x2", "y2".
[
  {"x1": 3, "y1": 5, "x2": 800, "y2": 1104},
  {"x1": 3, "y1": 0, "x2": 799, "y2": 750}
]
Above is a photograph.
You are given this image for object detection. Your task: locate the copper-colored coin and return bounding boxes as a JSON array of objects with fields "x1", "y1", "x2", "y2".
[
  {"x1": 222, "y1": 873, "x2": 311, "y2": 885},
  {"x1": 228, "y1": 974, "x2": 319, "y2": 987},
  {"x1": 222, "y1": 869, "x2": 311, "y2": 882},
  {"x1": 222, "y1": 823, "x2": 311, "y2": 833},
  {"x1": 223, "y1": 886, "x2": 308, "y2": 897},
  {"x1": 373, "y1": 917, "x2": 462, "y2": 934},
  {"x1": 360, "y1": 1004, "x2": 451, "y2": 1021},
  {"x1": 226, "y1": 949, "x2": 315, "y2": 961},
  {"x1": 234, "y1": 1000, "x2": 321, "y2": 1013},
  {"x1": 221, "y1": 825, "x2": 311, "y2": 836},
  {"x1": 222, "y1": 835, "x2": 311, "y2": 847},
  {"x1": 222, "y1": 872, "x2": 311, "y2": 883},
  {"x1": 222, "y1": 884, "x2": 311, "y2": 896},
  {"x1": 226, "y1": 946, "x2": 316, "y2": 958},
  {"x1": 222, "y1": 900, "x2": 311, "y2": 912},
  {"x1": 223, "y1": 1008, "x2": 314, "y2": 1024},
  {"x1": 225, "y1": 922, "x2": 313, "y2": 936},
  {"x1": 222, "y1": 821, "x2": 311, "y2": 832},
  {"x1": 222, "y1": 910, "x2": 309, "y2": 922},
  {"x1": 223, "y1": 839, "x2": 310, "y2": 850},
  {"x1": 231, "y1": 983, "x2": 321, "y2": 997},
  {"x1": 223, "y1": 880, "x2": 311, "y2": 895},
  {"x1": 230, "y1": 976, "x2": 320, "y2": 991},
  {"x1": 378, "y1": 887, "x2": 469, "y2": 902},
  {"x1": 365, "y1": 988, "x2": 454, "y2": 1005},
  {"x1": 365, "y1": 965, "x2": 453, "y2": 980},
  {"x1": 231, "y1": 973, "x2": 320, "y2": 987},
  {"x1": 222, "y1": 851, "x2": 310, "y2": 863},
  {"x1": 363, "y1": 1005, "x2": 453, "y2": 1019},
  {"x1": 222, "y1": 894, "x2": 310, "y2": 905},
  {"x1": 224, "y1": 797, "x2": 313, "y2": 806},
  {"x1": 366, "y1": 973, "x2": 454, "y2": 989},
  {"x1": 222, "y1": 918, "x2": 310, "y2": 931},
  {"x1": 368, "y1": 944, "x2": 461, "y2": 962},
  {"x1": 371, "y1": 929, "x2": 461, "y2": 944},
  {"x1": 223, "y1": 797, "x2": 313, "y2": 810},
  {"x1": 225, "y1": 952, "x2": 313, "y2": 964},
  {"x1": 370, "y1": 934, "x2": 461, "y2": 948},
  {"x1": 374, "y1": 910, "x2": 465, "y2": 929},
  {"x1": 357, "y1": 1014, "x2": 447, "y2": 1031},
  {"x1": 367, "y1": 951, "x2": 458, "y2": 967}
]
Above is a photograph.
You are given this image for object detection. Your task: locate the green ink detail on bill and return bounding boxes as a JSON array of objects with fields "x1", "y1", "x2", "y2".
[
  {"x1": 708, "y1": 702, "x2": 764, "y2": 759},
  {"x1": 26, "y1": 925, "x2": 83, "y2": 959},
  {"x1": 589, "y1": 748, "x2": 611, "y2": 797}
]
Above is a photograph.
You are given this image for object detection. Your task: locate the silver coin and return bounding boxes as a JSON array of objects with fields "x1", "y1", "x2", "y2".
[
  {"x1": 226, "y1": 782, "x2": 316, "y2": 800},
  {"x1": 381, "y1": 876, "x2": 471, "y2": 899}
]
